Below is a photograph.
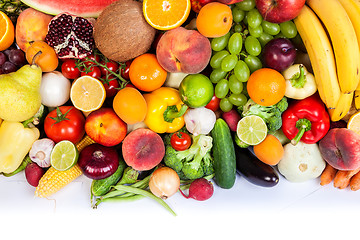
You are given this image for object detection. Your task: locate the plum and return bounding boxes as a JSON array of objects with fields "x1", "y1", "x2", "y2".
[
  {"x1": 319, "y1": 128, "x2": 360, "y2": 170},
  {"x1": 122, "y1": 128, "x2": 165, "y2": 171},
  {"x1": 263, "y1": 38, "x2": 296, "y2": 72}
]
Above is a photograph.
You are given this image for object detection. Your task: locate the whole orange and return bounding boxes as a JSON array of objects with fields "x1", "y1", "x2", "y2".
[
  {"x1": 129, "y1": 53, "x2": 167, "y2": 92},
  {"x1": 253, "y1": 134, "x2": 284, "y2": 166},
  {"x1": 247, "y1": 68, "x2": 286, "y2": 106},
  {"x1": 113, "y1": 87, "x2": 148, "y2": 124},
  {"x1": 196, "y1": 2, "x2": 232, "y2": 38}
]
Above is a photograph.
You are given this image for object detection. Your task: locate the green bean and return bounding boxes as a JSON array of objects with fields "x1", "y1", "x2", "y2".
[{"x1": 112, "y1": 185, "x2": 177, "y2": 216}]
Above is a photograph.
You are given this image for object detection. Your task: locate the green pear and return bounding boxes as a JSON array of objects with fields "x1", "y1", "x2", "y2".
[{"x1": 0, "y1": 62, "x2": 42, "y2": 122}]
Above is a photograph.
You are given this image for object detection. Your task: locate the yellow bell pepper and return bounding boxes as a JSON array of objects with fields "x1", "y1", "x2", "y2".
[
  {"x1": 0, "y1": 121, "x2": 40, "y2": 174},
  {"x1": 144, "y1": 87, "x2": 188, "y2": 133}
]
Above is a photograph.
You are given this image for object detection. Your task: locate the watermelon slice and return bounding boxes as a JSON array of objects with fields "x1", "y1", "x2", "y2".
[{"x1": 20, "y1": 0, "x2": 119, "y2": 17}]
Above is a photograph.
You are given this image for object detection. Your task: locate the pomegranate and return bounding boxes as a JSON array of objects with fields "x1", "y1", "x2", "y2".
[{"x1": 45, "y1": 13, "x2": 94, "y2": 59}]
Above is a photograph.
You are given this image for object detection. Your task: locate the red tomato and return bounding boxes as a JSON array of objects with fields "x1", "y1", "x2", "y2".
[
  {"x1": 103, "y1": 76, "x2": 120, "y2": 98},
  {"x1": 120, "y1": 60, "x2": 132, "y2": 80},
  {"x1": 99, "y1": 60, "x2": 119, "y2": 76},
  {"x1": 44, "y1": 106, "x2": 86, "y2": 144},
  {"x1": 81, "y1": 65, "x2": 102, "y2": 78},
  {"x1": 61, "y1": 59, "x2": 80, "y2": 79},
  {"x1": 205, "y1": 94, "x2": 220, "y2": 112},
  {"x1": 83, "y1": 54, "x2": 101, "y2": 66},
  {"x1": 170, "y1": 132, "x2": 192, "y2": 151}
]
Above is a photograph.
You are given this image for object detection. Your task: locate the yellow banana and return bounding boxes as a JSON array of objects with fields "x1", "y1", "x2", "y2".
[
  {"x1": 354, "y1": 90, "x2": 360, "y2": 109},
  {"x1": 293, "y1": 6, "x2": 341, "y2": 109},
  {"x1": 328, "y1": 92, "x2": 354, "y2": 121},
  {"x1": 337, "y1": 0, "x2": 360, "y2": 91},
  {"x1": 307, "y1": 0, "x2": 360, "y2": 94}
]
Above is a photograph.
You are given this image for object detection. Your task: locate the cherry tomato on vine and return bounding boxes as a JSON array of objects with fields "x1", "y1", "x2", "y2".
[
  {"x1": 81, "y1": 65, "x2": 102, "y2": 78},
  {"x1": 83, "y1": 54, "x2": 101, "y2": 66},
  {"x1": 103, "y1": 76, "x2": 120, "y2": 98},
  {"x1": 99, "y1": 60, "x2": 119, "y2": 76},
  {"x1": 170, "y1": 132, "x2": 192, "y2": 151},
  {"x1": 44, "y1": 106, "x2": 86, "y2": 144},
  {"x1": 61, "y1": 59, "x2": 80, "y2": 79},
  {"x1": 205, "y1": 94, "x2": 221, "y2": 112},
  {"x1": 120, "y1": 60, "x2": 132, "y2": 80}
]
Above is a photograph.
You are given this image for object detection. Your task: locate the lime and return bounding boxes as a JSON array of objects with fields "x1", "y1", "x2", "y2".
[
  {"x1": 236, "y1": 115, "x2": 267, "y2": 145},
  {"x1": 179, "y1": 74, "x2": 214, "y2": 108},
  {"x1": 50, "y1": 140, "x2": 79, "y2": 171}
]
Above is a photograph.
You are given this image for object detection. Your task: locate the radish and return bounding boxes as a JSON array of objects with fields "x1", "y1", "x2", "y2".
[
  {"x1": 179, "y1": 178, "x2": 214, "y2": 201},
  {"x1": 222, "y1": 109, "x2": 242, "y2": 132},
  {"x1": 25, "y1": 162, "x2": 45, "y2": 187}
]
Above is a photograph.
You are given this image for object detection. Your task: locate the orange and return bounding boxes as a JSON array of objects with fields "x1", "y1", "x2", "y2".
[
  {"x1": 26, "y1": 40, "x2": 58, "y2": 72},
  {"x1": 253, "y1": 134, "x2": 284, "y2": 166},
  {"x1": 347, "y1": 111, "x2": 360, "y2": 135},
  {"x1": 129, "y1": 53, "x2": 167, "y2": 92},
  {"x1": 247, "y1": 68, "x2": 286, "y2": 106},
  {"x1": 113, "y1": 87, "x2": 148, "y2": 124},
  {"x1": 0, "y1": 11, "x2": 15, "y2": 51},
  {"x1": 196, "y1": 2, "x2": 232, "y2": 38},
  {"x1": 70, "y1": 76, "x2": 106, "y2": 112},
  {"x1": 143, "y1": 0, "x2": 191, "y2": 30}
]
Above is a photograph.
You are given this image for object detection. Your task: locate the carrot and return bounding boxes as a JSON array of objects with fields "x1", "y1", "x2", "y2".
[
  {"x1": 333, "y1": 168, "x2": 360, "y2": 189},
  {"x1": 350, "y1": 171, "x2": 360, "y2": 191},
  {"x1": 320, "y1": 164, "x2": 337, "y2": 186}
]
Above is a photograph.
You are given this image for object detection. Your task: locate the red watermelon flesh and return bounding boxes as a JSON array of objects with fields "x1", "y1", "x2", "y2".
[{"x1": 20, "y1": 0, "x2": 118, "y2": 18}]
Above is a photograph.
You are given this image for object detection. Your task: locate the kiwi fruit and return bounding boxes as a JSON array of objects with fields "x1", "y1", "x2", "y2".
[{"x1": 93, "y1": 0, "x2": 156, "y2": 62}]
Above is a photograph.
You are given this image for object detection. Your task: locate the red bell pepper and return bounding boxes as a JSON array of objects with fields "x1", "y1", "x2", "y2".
[{"x1": 281, "y1": 94, "x2": 330, "y2": 145}]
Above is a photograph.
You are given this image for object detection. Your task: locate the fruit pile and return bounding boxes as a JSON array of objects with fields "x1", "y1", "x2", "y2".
[{"x1": 1, "y1": 0, "x2": 360, "y2": 215}]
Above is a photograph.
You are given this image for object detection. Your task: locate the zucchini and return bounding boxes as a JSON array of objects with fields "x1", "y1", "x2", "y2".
[
  {"x1": 235, "y1": 145, "x2": 279, "y2": 187},
  {"x1": 91, "y1": 158, "x2": 127, "y2": 196},
  {"x1": 211, "y1": 118, "x2": 236, "y2": 189}
]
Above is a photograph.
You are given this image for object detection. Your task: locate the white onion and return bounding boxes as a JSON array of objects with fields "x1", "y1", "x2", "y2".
[{"x1": 40, "y1": 71, "x2": 71, "y2": 107}]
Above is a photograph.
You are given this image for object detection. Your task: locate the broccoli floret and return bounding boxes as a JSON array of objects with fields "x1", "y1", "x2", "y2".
[
  {"x1": 275, "y1": 97, "x2": 289, "y2": 112},
  {"x1": 241, "y1": 97, "x2": 288, "y2": 132},
  {"x1": 163, "y1": 145, "x2": 184, "y2": 173},
  {"x1": 163, "y1": 134, "x2": 214, "y2": 180},
  {"x1": 202, "y1": 152, "x2": 214, "y2": 176}
]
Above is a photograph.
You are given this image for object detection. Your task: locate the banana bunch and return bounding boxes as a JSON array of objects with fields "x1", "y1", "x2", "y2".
[{"x1": 294, "y1": 0, "x2": 360, "y2": 122}]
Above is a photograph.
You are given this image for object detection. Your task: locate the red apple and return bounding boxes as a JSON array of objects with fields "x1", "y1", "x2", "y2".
[
  {"x1": 190, "y1": 0, "x2": 215, "y2": 13},
  {"x1": 255, "y1": 0, "x2": 306, "y2": 23},
  {"x1": 85, "y1": 108, "x2": 127, "y2": 147}
]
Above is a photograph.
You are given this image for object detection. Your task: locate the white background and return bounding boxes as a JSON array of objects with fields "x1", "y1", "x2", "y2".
[{"x1": 1, "y1": 171, "x2": 359, "y2": 239}]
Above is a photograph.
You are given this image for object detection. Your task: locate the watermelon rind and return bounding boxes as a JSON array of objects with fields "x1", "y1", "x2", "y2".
[{"x1": 20, "y1": 0, "x2": 118, "y2": 17}]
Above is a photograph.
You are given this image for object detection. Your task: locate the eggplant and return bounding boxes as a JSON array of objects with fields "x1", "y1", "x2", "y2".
[{"x1": 235, "y1": 145, "x2": 279, "y2": 187}]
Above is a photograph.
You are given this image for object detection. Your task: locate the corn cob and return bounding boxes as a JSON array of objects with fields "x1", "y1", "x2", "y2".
[{"x1": 34, "y1": 135, "x2": 95, "y2": 198}]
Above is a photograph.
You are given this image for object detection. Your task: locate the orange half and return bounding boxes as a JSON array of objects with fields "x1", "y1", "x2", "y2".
[
  {"x1": 143, "y1": 0, "x2": 191, "y2": 30},
  {"x1": 0, "y1": 11, "x2": 15, "y2": 51}
]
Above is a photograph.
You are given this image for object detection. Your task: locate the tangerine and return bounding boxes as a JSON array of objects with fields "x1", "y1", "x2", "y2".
[
  {"x1": 247, "y1": 68, "x2": 286, "y2": 106},
  {"x1": 129, "y1": 53, "x2": 167, "y2": 92},
  {"x1": 253, "y1": 134, "x2": 284, "y2": 166}
]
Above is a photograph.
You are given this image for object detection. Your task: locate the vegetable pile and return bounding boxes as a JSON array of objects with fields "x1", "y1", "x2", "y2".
[{"x1": 1, "y1": 0, "x2": 360, "y2": 216}]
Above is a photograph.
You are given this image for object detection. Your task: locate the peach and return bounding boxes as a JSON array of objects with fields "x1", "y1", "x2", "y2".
[
  {"x1": 156, "y1": 27, "x2": 211, "y2": 74},
  {"x1": 319, "y1": 128, "x2": 360, "y2": 170},
  {"x1": 15, "y1": 8, "x2": 53, "y2": 52},
  {"x1": 85, "y1": 108, "x2": 127, "y2": 147}
]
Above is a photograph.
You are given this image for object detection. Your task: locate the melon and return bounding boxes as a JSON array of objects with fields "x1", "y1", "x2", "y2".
[{"x1": 20, "y1": 0, "x2": 118, "y2": 17}]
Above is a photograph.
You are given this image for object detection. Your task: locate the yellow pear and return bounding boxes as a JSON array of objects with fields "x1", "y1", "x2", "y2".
[{"x1": 0, "y1": 53, "x2": 42, "y2": 122}]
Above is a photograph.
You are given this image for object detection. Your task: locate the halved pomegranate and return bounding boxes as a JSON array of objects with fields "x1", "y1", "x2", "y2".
[{"x1": 45, "y1": 13, "x2": 95, "y2": 59}]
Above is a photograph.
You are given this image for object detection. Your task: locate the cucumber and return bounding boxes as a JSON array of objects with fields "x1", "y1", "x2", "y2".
[
  {"x1": 211, "y1": 118, "x2": 237, "y2": 189},
  {"x1": 91, "y1": 159, "x2": 127, "y2": 196}
]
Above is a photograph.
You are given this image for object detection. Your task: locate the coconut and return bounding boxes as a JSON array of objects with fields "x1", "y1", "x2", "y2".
[{"x1": 93, "y1": 0, "x2": 156, "y2": 62}]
